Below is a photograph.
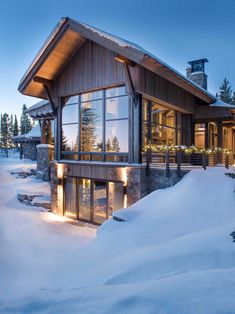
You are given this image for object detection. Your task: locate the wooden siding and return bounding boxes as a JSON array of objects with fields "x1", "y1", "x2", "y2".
[
  {"x1": 54, "y1": 40, "x2": 126, "y2": 97},
  {"x1": 131, "y1": 66, "x2": 199, "y2": 114}
]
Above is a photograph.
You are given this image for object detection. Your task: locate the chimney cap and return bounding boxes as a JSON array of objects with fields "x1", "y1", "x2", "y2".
[{"x1": 187, "y1": 58, "x2": 208, "y2": 66}]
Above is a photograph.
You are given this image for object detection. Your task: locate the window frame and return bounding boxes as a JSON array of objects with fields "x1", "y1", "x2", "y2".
[{"x1": 60, "y1": 86, "x2": 129, "y2": 162}]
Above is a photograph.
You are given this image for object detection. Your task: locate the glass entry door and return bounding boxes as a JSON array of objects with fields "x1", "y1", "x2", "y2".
[
  {"x1": 78, "y1": 179, "x2": 91, "y2": 221},
  {"x1": 64, "y1": 177, "x2": 124, "y2": 224},
  {"x1": 93, "y1": 181, "x2": 108, "y2": 224}
]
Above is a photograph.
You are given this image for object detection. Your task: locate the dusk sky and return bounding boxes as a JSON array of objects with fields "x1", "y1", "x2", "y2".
[{"x1": 1, "y1": 0, "x2": 235, "y2": 117}]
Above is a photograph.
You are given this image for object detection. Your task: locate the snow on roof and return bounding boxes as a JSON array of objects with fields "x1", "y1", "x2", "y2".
[
  {"x1": 19, "y1": 17, "x2": 216, "y2": 103},
  {"x1": 25, "y1": 123, "x2": 41, "y2": 138},
  {"x1": 25, "y1": 100, "x2": 50, "y2": 113},
  {"x1": 79, "y1": 20, "x2": 216, "y2": 101},
  {"x1": 210, "y1": 98, "x2": 235, "y2": 109},
  {"x1": 13, "y1": 124, "x2": 41, "y2": 141}
]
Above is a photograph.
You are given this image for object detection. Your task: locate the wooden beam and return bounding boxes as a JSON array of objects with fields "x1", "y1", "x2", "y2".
[
  {"x1": 123, "y1": 63, "x2": 136, "y2": 101},
  {"x1": 114, "y1": 55, "x2": 135, "y2": 67},
  {"x1": 33, "y1": 76, "x2": 54, "y2": 87},
  {"x1": 44, "y1": 84, "x2": 56, "y2": 114}
]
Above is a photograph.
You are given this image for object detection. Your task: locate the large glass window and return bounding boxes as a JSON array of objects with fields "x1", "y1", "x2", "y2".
[
  {"x1": 80, "y1": 100, "x2": 103, "y2": 152},
  {"x1": 142, "y1": 99, "x2": 186, "y2": 149},
  {"x1": 106, "y1": 120, "x2": 128, "y2": 152},
  {"x1": 61, "y1": 86, "x2": 129, "y2": 161},
  {"x1": 194, "y1": 123, "x2": 205, "y2": 149}
]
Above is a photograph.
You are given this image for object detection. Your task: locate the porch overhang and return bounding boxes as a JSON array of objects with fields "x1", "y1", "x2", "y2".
[{"x1": 18, "y1": 17, "x2": 217, "y2": 104}]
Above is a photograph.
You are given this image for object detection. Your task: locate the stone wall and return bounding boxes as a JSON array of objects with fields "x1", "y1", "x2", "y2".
[
  {"x1": 36, "y1": 144, "x2": 54, "y2": 181},
  {"x1": 49, "y1": 161, "x2": 189, "y2": 219},
  {"x1": 146, "y1": 168, "x2": 189, "y2": 193},
  {"x1": 23, "y1": 141, "x2": 39, "y2": 160}
]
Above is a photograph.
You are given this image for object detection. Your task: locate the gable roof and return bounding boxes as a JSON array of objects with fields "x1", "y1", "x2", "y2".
[
  {"x1": 13, "y1": 123, "x2": 41, "y2": 142},
  {"x1": 25, "y1": 100, "x2": 54, "y2": 119},
  {"x1": 18, "y1": 17, "x2": 218, "y2": 104}
]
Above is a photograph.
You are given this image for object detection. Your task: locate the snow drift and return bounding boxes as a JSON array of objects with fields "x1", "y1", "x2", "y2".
[{"x1": 0, "y1": 159, "x2": 235, "y2": 313}]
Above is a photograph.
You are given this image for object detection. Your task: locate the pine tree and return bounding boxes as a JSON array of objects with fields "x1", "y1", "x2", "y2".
[
  {"x1": 111, "y1": 136, "x2": 120, "y2": 152},
  {"x1": 1, "y1": 113, "x2": 11, "y2": 148},
  {"x1": 13, "y1": 115, "x2": 19, "y2": 136},
  {"x1": 10, "y1": 114, "x2": 13, "y2": 140},
  {"x1": 20, "y1": 104, "x2": 32, "y2": 135},
  {"x1": 218, "y1": 78, "x2": 232, "y2": 103}
]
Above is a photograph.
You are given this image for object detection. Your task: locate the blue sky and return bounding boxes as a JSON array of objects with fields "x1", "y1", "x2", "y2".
[{"x1": 0, "y1": 0, "x2": 235, "y2": 117}]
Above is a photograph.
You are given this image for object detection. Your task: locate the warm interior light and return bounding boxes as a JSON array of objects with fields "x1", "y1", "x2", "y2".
[
  {"x1": 121, "y1": 168, "x2": 127, "y2": 186},
  {"x1": 57, "y1": 163, "x2": 64, "y2": 179}
]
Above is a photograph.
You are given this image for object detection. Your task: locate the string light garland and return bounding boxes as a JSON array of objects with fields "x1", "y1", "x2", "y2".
[{"x1": 144, "y1": 144, "x2": 231, "y2": 155}]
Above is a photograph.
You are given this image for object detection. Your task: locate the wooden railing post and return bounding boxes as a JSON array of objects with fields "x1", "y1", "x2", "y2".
[
  {"x1": 202, "y1": 151, "x2": 207, "y2": 170},
  {"x1": 146, "y1": 148, "x2": 151, "y2": 176},
  {"x1": 165, "y1": 149, "x2": 170, "y2": 177},
  {"x1": 225, "y1": 153, "x2": 229, "y2": 169},
  {"x1": 176, "y1": 149, "x2": 181, "y2": 178}
]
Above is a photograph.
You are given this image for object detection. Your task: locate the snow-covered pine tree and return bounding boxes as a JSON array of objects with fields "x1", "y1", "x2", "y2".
[
  {"x1": 13, "y1": 115, "x2": 19, "y2": 136},
  {"x1": 20, "y1": 104, "x2": 32, "y2": 135},
  {"x1": 218, "y1": 78, "x2": 232, "y2": 103},
  {"x1": 1, "y1": 113, "x2": 12, "y2": 148}
]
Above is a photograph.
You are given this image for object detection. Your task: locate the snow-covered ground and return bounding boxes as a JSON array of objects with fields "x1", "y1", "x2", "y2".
[
  {"x1": 0, "y1": 158, "x2": 96, "y2": 313},
  {"x1": 0, "y1": 158, "x2": 235, "y2": 313}
]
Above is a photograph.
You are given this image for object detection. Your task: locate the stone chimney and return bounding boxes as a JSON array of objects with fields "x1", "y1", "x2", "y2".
[{"x1": 186, "y1": 58, "x2": 208, "y2": 90}]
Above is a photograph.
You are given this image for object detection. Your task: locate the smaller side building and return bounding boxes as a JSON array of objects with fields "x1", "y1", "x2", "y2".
[{"x1": 13, "y1": 124, "x2": 41, "y2": 160}]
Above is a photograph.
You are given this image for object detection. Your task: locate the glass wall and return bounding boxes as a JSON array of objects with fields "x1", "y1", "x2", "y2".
[
  {"x1": 209, "y1": 122, "x2": 218, "y2": 148},
  {"x1": 142, "y1": 99, "x2": 187, "y2": 149},
  {"x1": 194, "y1": 123, "x2": 205, "y2": 149},
  {"x1": 61, "y1": 86, "x2": 129, "y2": 161},
  {"x1": 63, "y1": 177, "x2": 124, "y2": 224}
]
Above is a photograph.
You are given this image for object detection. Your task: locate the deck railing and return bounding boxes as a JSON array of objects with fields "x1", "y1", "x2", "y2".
[{"x1": 143, "y1": 145, "x2": 234, "y2": 177}]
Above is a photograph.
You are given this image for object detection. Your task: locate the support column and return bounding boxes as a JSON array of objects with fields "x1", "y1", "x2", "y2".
[
  {"x1": 132, "y1": 94, "x2": 142, "y2": 164},
  {"x1": 205, "y1": 122, "x2": 209, "y2": 148},
  {"x1": 217, "y1": 121, "x2": 223, "y2": 148},
  {"x1": 217, "y1": 121, "x2": 223, "y2": 164}
]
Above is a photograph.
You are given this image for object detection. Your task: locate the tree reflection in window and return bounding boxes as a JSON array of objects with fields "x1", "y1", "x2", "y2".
[{"x1": 80, "y1": 101, "x2": 103, "y2": 152}]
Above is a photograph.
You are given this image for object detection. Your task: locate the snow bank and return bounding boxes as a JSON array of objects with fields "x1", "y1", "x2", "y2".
[{"x1": 0, "y1": 160, "x2": 235, "y2": 313}]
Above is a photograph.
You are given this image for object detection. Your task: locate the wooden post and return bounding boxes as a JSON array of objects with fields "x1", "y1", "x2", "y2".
[
  {"x1": 146, "y1": 148, "x2": 151, "y2": 176},
  {"x1": 176, "y1": 149, "x2": 181, "y2": 178},
  {"x1": 165, "y1": 149, "x2": 170, "y2": 177},
  {"x1": 202, "y1": 151, "x2": 207, "y2": 170},
  {"x1": 225, "y1": 153, "x2": 229, "y2": 169}
]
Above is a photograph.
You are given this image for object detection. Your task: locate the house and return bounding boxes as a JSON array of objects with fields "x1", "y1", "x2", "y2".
[
  {"x1": 25, "y1": 100, "x2": 55, "y2": 180},
  {"x1": 18, "y1": 17, "x2": 235, "y2": 224},
  {"x1": 13, "y1": 123, "x2": 41, "y2": 160}
]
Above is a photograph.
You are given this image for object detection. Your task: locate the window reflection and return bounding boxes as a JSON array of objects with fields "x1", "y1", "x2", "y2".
[
  {"x1": 106, "y1": 96, "x2": 128, "y2": 120},
  {"x1": 62, "y1": 124, "x2": 78, "y2": 151},
  {"x1": 80, "y1": 100, "x2": 103, "y2": 152},
  {"x1": 61, "y1": 86, "x2": 129, "y2": 160},
  {"x1": 65, "y1": 95, "x2": 79, "y2": 105},
  {"x1": 106, "y1": 86, "x2": 126, "y2": 98},
  {"x1": 62, "y1": 104, "x2": 78, "y2": 124},
  {"x1": 106, "y1": 120, "x2": 128, "y2": 152},
  {"x1": 81, "y1": 91, "x2": 103, "y2": 102}
]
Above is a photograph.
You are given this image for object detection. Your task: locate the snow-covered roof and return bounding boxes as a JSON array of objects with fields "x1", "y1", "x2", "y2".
[
  {"x1": 18, "y1": 17, "x2": 216, "y2": 104},
  {"x1": 25, "y1": 100, "x2": 54, "y2": 119},
  {"x1": 209, "y1": 98, "x2": 235, "y2": 109},
  {"x1": 25, "y1": 100, "x2": 49, "y2": 112},
  {"x1": 80, "y1": 21, "x2": 217, "y2": 101},
  {"x1": 13, "y1": 124, "x2": 41, "y2": 142}
]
